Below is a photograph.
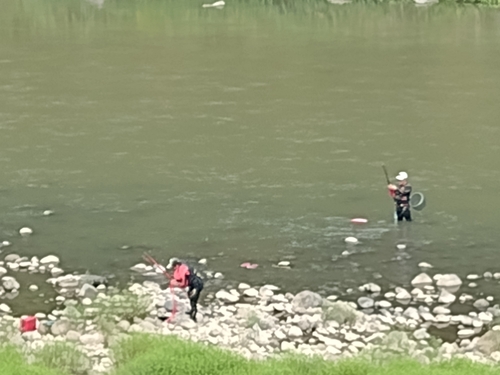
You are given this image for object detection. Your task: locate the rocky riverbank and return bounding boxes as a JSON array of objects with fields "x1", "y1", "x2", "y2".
[{"x1": 2, "y1": 240, "x2": 500, "y2": 374}]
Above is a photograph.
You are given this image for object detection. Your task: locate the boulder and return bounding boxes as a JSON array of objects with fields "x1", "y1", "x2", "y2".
[
  {"x1": 292, "y1": 291, "x2": 323, "y2": 311},
  {"x1": 436, "y1": 274, "x2": 462, "y2": 288},
  {"x1": 395, "y1": 288, "x2": 411, "y2": 300},
  {"x1": 2, "y1": 276, "x2": 20, "y2": 291},
  {"x1": 78, "y1": 284, "x2": 98, "y2": 300},
  {"x1": 51, "y1": 267, "x2": 64, "y2": 277},
  {"x1": 51, "y1": 320, "x2": 71, "y2": 336},
  {"x1": 477, "y1": 331, "x2": 500, "y2": 355},
  {"x1": 4, "y1": 254, "x2": 20, "y2": 263},
  {"x1": 215, "y1": 290, "x2": 239, "y2": 303},
  {"x1": 473, "y1": 299, "x2": 490, "y2": 310},
  {"x1": 411, "y1": 273, "x2": 433, "y2": 286},
  {"x1": 413, "y1": 328, "x2": 430, "y2": 340}
]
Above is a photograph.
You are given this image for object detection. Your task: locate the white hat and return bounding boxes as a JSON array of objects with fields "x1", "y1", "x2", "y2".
[{"x1": 396, "y1": 171, "x2": 408, "y2": 181}]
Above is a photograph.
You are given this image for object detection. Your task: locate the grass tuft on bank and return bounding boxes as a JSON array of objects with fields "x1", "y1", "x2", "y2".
[{"x1": 0, "y1": 345, "x2": 63, "y2": 375}]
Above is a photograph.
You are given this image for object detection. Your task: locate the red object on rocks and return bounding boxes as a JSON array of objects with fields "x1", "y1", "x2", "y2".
[{"x1": 20, "y1": 316, "x2": 37, "y2": 333}]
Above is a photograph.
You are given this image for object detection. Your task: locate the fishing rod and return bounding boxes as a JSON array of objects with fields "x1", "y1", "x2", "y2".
[{"x1": 382, "y1": 164, "x2": 390, "y2": 185}]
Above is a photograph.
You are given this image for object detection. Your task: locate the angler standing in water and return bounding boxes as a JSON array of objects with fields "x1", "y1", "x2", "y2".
[
  {"x1": 169, "y1": 259, "x2": 204, "y2": 322},
  {"x1": 388, "y1": 171, "x2": 412, "y2": 222}
]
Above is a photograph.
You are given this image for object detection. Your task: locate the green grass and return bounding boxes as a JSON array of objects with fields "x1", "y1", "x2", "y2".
[
  {"x1": 0, "y1": 346, "x2": 64, "y2": 375},
  {"x1": 3, "y1": 333, "x2": 500, "y2": 375},
  {"x1": 110, "y1": 334, "x2": 500, "y2": 375},
  {"x1": 31, "y1": 342, "x2": 90, "y2": 375}
]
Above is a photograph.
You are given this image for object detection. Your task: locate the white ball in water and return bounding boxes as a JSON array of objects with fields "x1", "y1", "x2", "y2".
[
  {"x1": 344, "y1": 237, "x2": 359, "y2": 244},
  {"x1": 19, "y1": 227, "x2": 33, "y2": 236},
  {"x1": 396, "y1": 244, "x2": 406, "y2": 250}
]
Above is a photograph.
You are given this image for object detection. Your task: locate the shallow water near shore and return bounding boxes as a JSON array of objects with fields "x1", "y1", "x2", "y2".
[{"x1": 1, "y1": 0, "x2": 500, "y2": 311}]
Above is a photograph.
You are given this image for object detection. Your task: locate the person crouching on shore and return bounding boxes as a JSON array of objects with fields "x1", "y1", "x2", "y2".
[{"x1": 170, "y1": 259, "x2": 204, "y2": 322}]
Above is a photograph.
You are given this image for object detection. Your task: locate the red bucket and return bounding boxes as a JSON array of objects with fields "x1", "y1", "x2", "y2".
[{"x1": 20, "y1": 316, "x2": 37, "y2": 333}]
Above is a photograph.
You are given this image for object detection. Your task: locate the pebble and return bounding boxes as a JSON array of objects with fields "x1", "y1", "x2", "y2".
[
  {"x1": 2, "y1": 241, "x2": 11, "y2": 247},
  {"x1": 344, "y1": 237, "x2": 358, "y2": 244},
  {"x1": 28, "y1": 285, "x2": 39, "y2": 292},
  {"x1": 19, "y1": 227, "x2": 33, "y2": 235},
  {"x1": 396, "y1": 244, "x2": 406, "y2": 250},
  {"x1": 198, "y1": 258, "x2": 207, "y2": 265}
]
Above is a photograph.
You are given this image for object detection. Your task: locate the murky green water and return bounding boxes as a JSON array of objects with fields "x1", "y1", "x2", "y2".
[{"x1": 1, "y1": 0, "x2": 500, "y2": 308}]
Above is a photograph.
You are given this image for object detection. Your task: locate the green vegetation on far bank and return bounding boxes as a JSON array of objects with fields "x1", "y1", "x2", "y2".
[{"x1": 5, "y1": 333, "x2": 500, "y2": 375}]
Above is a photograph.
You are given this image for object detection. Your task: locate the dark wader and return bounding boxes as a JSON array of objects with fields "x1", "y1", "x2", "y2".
[
  {"x1": 187, "y1": 269, "x2": 204, "y2": 322},
  {"x1": 396, "y1": 205, "x2": 412, "y2": 222},
  {"x1": 394, "y1": 184, "x2": 412, "y2": 222}
]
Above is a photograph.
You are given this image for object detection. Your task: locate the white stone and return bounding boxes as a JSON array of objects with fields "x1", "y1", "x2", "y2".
[
  {"x1": 50, "y1": 267, "x2": 64, "y2": 277},
  {"x1": 43, "y1": 210, "x2": 54, "y2": 216},
  {"x1": 473, "y1": 299, "x2": 489, "y2": 310},
  {"x1": 344, "y1": 332, "x2": 360, "y2": 342},
  {"x1": 413, "y1": 328, "x2": 430, "y2": 340},
  {"x1": 479, "y1": 312, "x2": 493, "y2": 323},
  {"x1": 0, "y1": 267, "x2": 7, "y2": 277},
  {"x1": 411, "y1": 273, "x2": 433, "y2": 286},
  {"x1": 491, "y1": 352, "x2": 500, "y2": 362},
  {"x1": 80, "y1": 332, "x2": 105, "y2": 346},
  {"x1": 198, "y1": 258, "x2": 207, "y2": 265},
  {"x1": 55, "y1": 296, "x2": 65, "y2": 303},
  {"x1": 458, "y1": 329, "x2": 475, "y2": 339},
  {"x1": 2, "y1": 241, "x2": 11, "y2": 247},
  {"x1": 396, "y1": 244, "x2": 406, "y2": 250},
  {"x1": 19, "y1": 227, "x2": 33, "y2": 235},
  {"x1": 280, "y1": 341, "x2": 295, "y2": 351},
  {"x1": 378, "y1": 301, "x2": 392, "y2": 309},
  {"x1": 487, "y1": 296, "x2": 494, "y2": 302},
  {"x1": 472, "y1": 320, "x2": 483, "y2": 329},
  {"x1": 2, "y1": 276, "x2": 20, "y2": 291},
  {"x1": 357, "y1": 297, "x2": 374, "y2": 309},
  {"x1": 360, "y1": 283, "x2": 381, "y2": 294},
  {"x1": 238, "y1": 283, "x2": 251, "y2": 290},
  {"x1": 277, "y1": 261, "x2": 291, "y2": 267},
  {"x1": 467, "y1": 274, "x2": 480, "y2": 280},
  {"x1": 494, "y1": 273, "x2": 500, "y2": 280},
  {"x1": 0, "y1": 303, "x2": 11, "y2": 313},
  {"x1": 395, "y1": 288, "x2": 411, "y2": 300},
  {"x1": 28, "y1": 285, "x2": 39, "y2": 292},
  {"x1": 130, "y1": 263, "x2": 147, "y2": 272},
  {"x1": 418, "y1": 262, "x2": 433, "y2": 268},
  {"x1": 436, "y1": 274, "x2": 462, "y2": 287},
  {"x1": 288, "y1": 326, "x2": 303, "y2": 338},
  {"x1": 215, "y1": 290, "x2": 239, "y2": 303},
  {"x1": 7, "y1": 263, "x2": 19, "y2": 271},
  {"x1": 40, "y1": 256, "x2": 60, "y2": 265},
  {"x1": 384, "y1": 292, "x2": 396, "y2": 299},
  {"x1": 344, "y1": 237, "x2": 358, "y2": 244},
  {"x1": 82, "y1": 298, "x2": 92, "y2": 306},
  {"x1": 438, "y1": 289, "x2": 456, "y2": 304},
  {"x1": 214, "y1": 272, "x2": 223, "y2": 279}
]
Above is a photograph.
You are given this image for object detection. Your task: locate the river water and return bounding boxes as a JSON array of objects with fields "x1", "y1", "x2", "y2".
[{"x1": 1, "y1": 0, "x2": 500, "y2": 304}]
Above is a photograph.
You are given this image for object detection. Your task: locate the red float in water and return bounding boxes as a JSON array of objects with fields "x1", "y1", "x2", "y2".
[
  {"x1": 20, "y1": 316, "x2": 37, "y2": 333},
  {"x1": 350, "y1": 218, "x2": 368, "y2": 224},
  {"x1": 240, "y1": 262, "x2": 258, "y2": 269}
]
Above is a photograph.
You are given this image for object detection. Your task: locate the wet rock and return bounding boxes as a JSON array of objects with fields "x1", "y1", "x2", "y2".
[
  {"x1": 344, "y1": 237, "x2": 358, "y2": 244},
  {"x1": 467, "y1": 274, "x2": 480, "y2": 280},
  {"x1": 5, "y1": 254, "x2": 20, "y2": 263},
  {"x1": 418, "y1": 262, "x2": 433, "y2": 269},
  {"x1": 29, "y1": 285, "x2": 39, "y2": 292},
  {"x1": 292, "y1": 291, "x2": 323, "y2": 311},
  {"x1": 469, "y1": 282, "x2": 478, "y2": 288},
  {"x1": 40, "y1": 255, "x2": 60, "y2": 265},
  {"x1": 378, "y1": 301, "x2": 392, "y2": 309},
  {"x1": 438, "y1": 289, "x2": 456, "y2": 304},
  {"x1": 357, "y1": 297, "x2": 374, "y2": 309},
  {"x1": 395, "y1": 288, "x2": 411, "y2": 301},
  {"x1": 281, "y1": 341, "x2": 295, "y2": 351},
  {"x1": 0, "y1": 267, "x2": 6, "y2": 277},
  {"x1": 19, "y1": 227, "x2": 33, "y2": 235},
  {"x1": 433, "y1": 306, "x2": 450, "y2": 315},
  {"x1": 2, "y1": 276, "x2": 20, "y2": 291},
  {"x1": 0, "y1": 303, "x2": 11, "y2": 314},
  {"x1": 198, "y1": 258, "x2": 207, "y2": 265},
  {"x1": 82, "y1": 298, "x2": 92, "y2": 306},
  {"x1": 403, "y1": 307, "x2": 420, "y2": 321},
  {"x1": 51, "y1": 267, "x2": 64, "y2": 277},
  {"x1": 436, "y1": 274, "x2": 462, "y2": 288},
  {"x1": 474, "y1": 299, "x2": 490, "y2": 310},
  {"x1": 411, "y1": 273, "x2": 433, "y2": 286},
  {"x1": 130, "y1": 263, "x2": 148, "y2": 273},
  {"x1": 360, "y1": 283, "x2": 381, "y2": 294},
  {"x1": 484, "y1": 272, "x2": 493, "y2": 279},
  {"x1": 78, "y1": 284, "x2": 98, "y2": 300},
  {"x1": 215, "y1": 290, "x2": 239, "y2": 303}
]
